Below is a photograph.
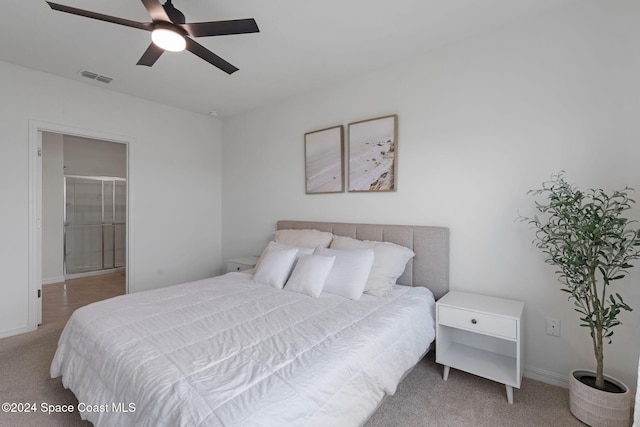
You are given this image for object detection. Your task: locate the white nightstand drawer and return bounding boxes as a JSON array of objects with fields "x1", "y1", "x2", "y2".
[
  {"x1": 438, "y1": 306, "x2": 517, "y2": 340},
  {"x1": 226, "y1": 256, "x2": 259, "y2": 273},
  {"x1": 227, "y1": 262, "x2": 251, "y2": 272}
]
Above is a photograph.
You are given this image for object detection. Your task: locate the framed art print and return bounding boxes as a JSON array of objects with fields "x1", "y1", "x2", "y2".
[
  {"x1": 348, "y1": 114, "x2": 397, "y2": 192},
  {"x1": 304, "y1": 125, "x2": 344, "y2": 194}
]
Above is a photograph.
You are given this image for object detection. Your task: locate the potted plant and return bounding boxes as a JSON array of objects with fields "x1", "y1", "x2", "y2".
[{"x1": 521, "y1": 172, "x2": 640, "y2": 427}]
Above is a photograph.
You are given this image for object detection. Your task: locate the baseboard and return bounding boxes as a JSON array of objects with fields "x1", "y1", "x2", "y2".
[
  {"x1": 42, "y1": 276, "x2": 65, "y2": 285},
  {"x1": 524, "y1": 365, "x2": 569, "y2": 388},
  {"x1": 0, "y1": 325, "x2": 33, "y2": 340}
]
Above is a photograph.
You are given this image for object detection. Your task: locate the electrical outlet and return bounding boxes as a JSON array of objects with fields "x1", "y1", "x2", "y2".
[{"x1": 546, "y1": 318, "x2": 561, "y2": 337}]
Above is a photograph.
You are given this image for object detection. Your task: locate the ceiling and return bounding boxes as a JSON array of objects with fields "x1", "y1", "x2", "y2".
[{"x1": 1, "y1": 0, "x2": 581, "y2": 118}]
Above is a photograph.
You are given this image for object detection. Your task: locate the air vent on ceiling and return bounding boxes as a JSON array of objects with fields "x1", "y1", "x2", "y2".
[
  {"x1": 95, "y1": 75, "x2": 113, "y2": 84},
  {"x1": 79, "y1": 69, "x2": 113, "y2": 84}
]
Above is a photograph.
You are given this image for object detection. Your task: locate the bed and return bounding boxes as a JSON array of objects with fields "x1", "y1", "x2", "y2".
[{"x1": 51, "y1": 220, "x2": 450, "y2": 427}]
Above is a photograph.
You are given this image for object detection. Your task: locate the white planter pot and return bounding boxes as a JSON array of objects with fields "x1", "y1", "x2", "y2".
[{"x1": 569, "y1": 369, "x2": 631, "y2": 427}]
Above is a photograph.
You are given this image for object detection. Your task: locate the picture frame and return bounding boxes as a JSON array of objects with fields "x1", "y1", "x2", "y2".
[
  {"x1": 348, "y1": 114, "x2": 398, "y2": 192},
  {"x1": 304, "y1": 125, "x2": 344, "y2": 194}
]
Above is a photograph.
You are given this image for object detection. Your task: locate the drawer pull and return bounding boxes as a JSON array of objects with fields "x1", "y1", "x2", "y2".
[{"x1": 471, "y1": 319, "x2": 478, "y2": 324}]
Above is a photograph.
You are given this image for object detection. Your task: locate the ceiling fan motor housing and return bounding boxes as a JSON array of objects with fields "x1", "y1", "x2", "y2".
[{"x1": 153, "y1": 20, "x2": 187, "y2": 36}]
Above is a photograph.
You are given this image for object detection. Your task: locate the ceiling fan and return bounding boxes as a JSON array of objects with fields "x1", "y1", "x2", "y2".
[{"x1": 46, "y1": 0, "x2": 259, "y2": 74}]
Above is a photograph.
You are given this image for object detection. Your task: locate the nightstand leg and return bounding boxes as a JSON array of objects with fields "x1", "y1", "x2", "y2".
[
  {"x1": 443, "y1": 365, "x2": 450, "y2": 381},
  {"x1": 505, "y1": 385, "x2": 513, "y2": 404}
]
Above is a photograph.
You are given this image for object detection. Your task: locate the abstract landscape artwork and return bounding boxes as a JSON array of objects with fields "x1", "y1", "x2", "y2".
[
  {"x1": 304, "y1": 125, "x2": 344, "y2": 194},
  {"x1": 348, "y1": 115, "x2": 397, "y2": 192}
]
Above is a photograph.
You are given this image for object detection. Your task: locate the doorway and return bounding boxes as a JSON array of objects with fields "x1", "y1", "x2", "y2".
[{"x1": 28, "y1": 121, "x2": 129, "y2": 330}]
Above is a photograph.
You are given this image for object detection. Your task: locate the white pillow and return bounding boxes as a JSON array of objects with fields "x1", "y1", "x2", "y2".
[
  {"x1": 315, "y1": 247, "x2": 374, "y2": 300},
  {"x1": 274, "y1": 229, "x2": 334, "y2": 248},
  {"x1": 284, "y1": 254, "x2": 336, "y2": 297},
  {"x1": 330, "y1": 235, "x2": 415, "y2": 296},
  {"x1": 253, "y1": 247, "x2": 298, "y2": 289},
  {"x1": 255, "y1": 241, "x2": 313, "y2": 269}
]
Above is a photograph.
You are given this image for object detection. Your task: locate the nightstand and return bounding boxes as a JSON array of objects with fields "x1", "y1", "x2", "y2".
[
  {"x1": 436, "y1": 291, "x2": 524, "y2": 404},
  {"x1": 226, "y1": 256, "x2": 259, "y2": 273}
]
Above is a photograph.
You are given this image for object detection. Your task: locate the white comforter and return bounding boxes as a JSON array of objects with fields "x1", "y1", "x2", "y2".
[{"x1": 51, "y1": 272, "x2": 435, "y2": 427}]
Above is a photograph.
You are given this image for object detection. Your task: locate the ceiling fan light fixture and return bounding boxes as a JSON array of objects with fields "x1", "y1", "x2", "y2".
[
  {"x1": 47, "y1": 0, "x2": 259, "y2": 73},
  {"x1": 151, "y1": 27, "x2": 186, "y2": 52}
]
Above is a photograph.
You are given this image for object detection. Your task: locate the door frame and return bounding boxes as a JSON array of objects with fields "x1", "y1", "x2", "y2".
[{"x1": 28, "y1": 120, "x2": 131, "y2": 330}]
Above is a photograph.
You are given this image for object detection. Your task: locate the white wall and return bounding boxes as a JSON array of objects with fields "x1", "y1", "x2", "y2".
[
  {"x1": 63, "y1": 135, "x2": 127, "y2": 178},
  {"x1": 0, "y1": 60, "x2": 223, "y2": 338},
  {"x1": 42, "y1": 132, "x2": 64, "y2": 283},
  {"x1": 222, "y1": 0, "x2": 640, "y2": 389}
]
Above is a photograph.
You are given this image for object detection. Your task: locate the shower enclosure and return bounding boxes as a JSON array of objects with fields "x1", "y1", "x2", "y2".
[{"x1": 64, "y1": 175, "x2": 126, "y2": 275}]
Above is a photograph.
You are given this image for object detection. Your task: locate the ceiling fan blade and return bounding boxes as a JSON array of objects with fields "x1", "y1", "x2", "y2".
[
  {"x1": 140, "y1": 0, "x2": 170, "y2": 22},
  {"x1": 185, "y1": 38, "x2": 238, "y2": 74},
  {"x1": 46, "y1": 2, "x2": 151, "y2": 31},
  {"x1": 182, "y1": 19, "x2": 259, "y2": 38},
  {"x1": 136, "y1": 43, "x2": 164, "y2": 66}
]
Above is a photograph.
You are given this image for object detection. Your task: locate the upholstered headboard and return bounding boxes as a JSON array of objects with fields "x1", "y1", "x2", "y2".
[{"x1": 276, "y1": 220, "x2": 450, "y2": 299}]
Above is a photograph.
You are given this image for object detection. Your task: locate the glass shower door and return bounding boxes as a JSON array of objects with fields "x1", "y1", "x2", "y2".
[{"x1": 64, "y1": 176, "x2": 126, "y2": 275}]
